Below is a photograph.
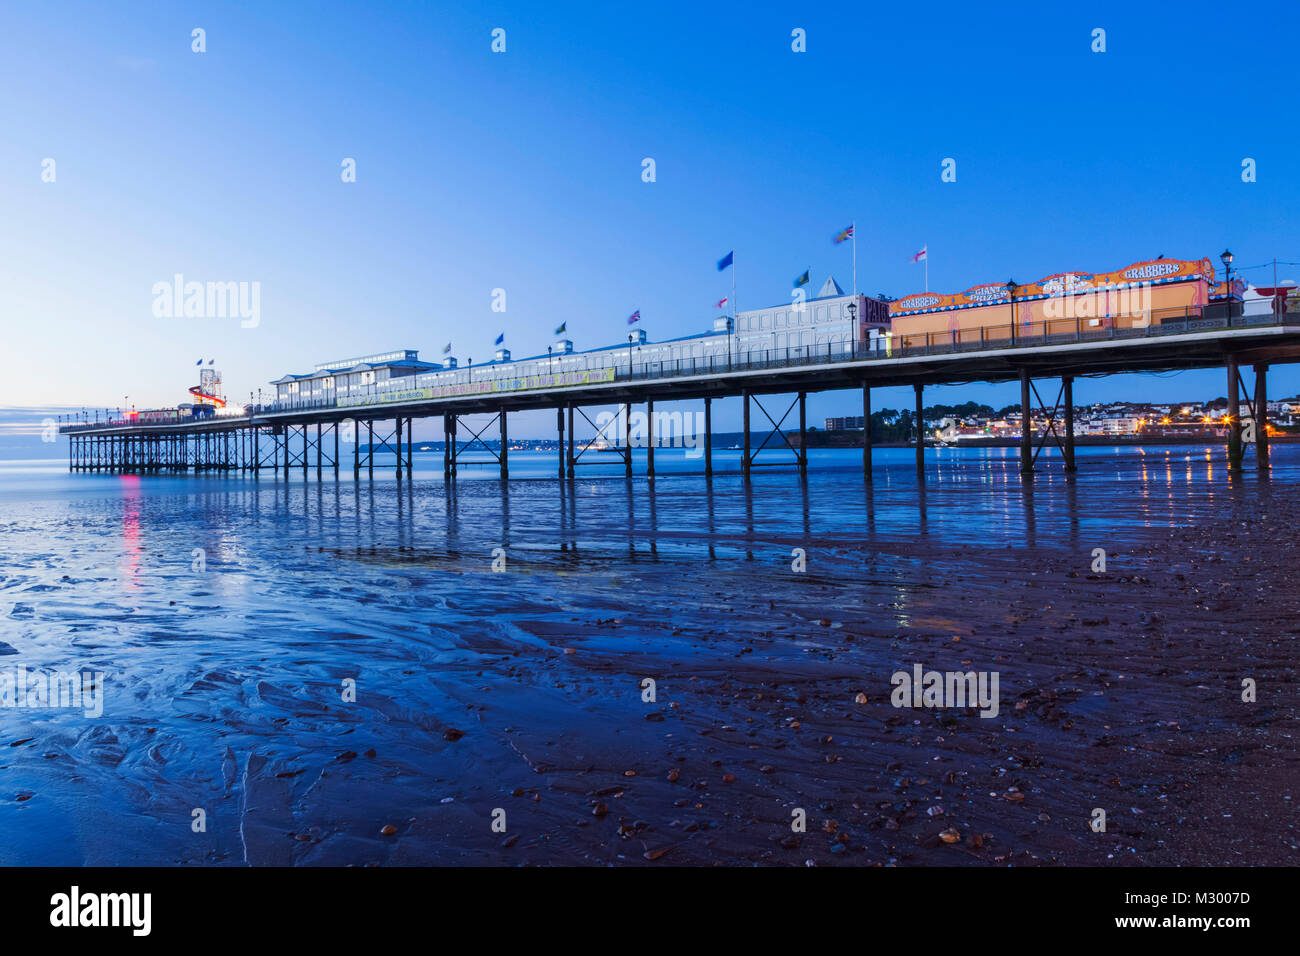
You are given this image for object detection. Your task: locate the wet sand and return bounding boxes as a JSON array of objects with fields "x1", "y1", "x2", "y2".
[
  {"x1": 387, "y1": 482, "x2": 1298, "y2": 866},
  {"x1": 1, "y1": 449, "x2": 1296, "y2": 865}
]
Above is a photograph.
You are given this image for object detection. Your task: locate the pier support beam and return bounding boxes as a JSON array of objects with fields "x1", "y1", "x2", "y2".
[
  {"x1": 1227, "y1": 357, "x2": 1243, "y2": 468},
  {"x1": 395, "y1": 417, "x2": 403, "y2": 480},
  {"x1": 914, "y1": 382, "x2": 925, "y2": 477},
  {"x1": 622, "y1": 403, "x2": 633, "y2": 478},
  {"x1": 798, "y1": 391, "x2": 808, "y2": 476},
  {"x1": 406, "y1": 418, "x2": 412, "y2": 476},
  {"x1": 704, "y1": 397, "x2": 712, "y2": 478},
  {"x1": 1062, "y1": 375, "x2": 1077, "y2": 472},
  {"x1": 742, "y1": 390, "x2": 751, "y2": 479},
  {"x1": 449, "y1": 416, "x2": 457, "y2": 478},
  {"x1": 1019, "y1": 369, "x2": 1033, "y2": 476},
  {"x1": 442, "y1": 414, "x2": 450, "y2": 478},
  {"x1": 499, "y1": 409, "x2": 509, "y2": 479},
  {"x1": 367, "y1": 421, "x2": 374, "y2": 478},
  {"x1": 556, "y1": 407, "x2": 565, "y2": 480},
  {"x1": 1254, "y1": 364, "x2": 1269, "y2": 463},
  {"x1": 566, "y1": 404, "x2": 575, "y2": 479},
  {"x1": 862, "y1": 381, "x2": 872, "y2": 481},
  {"x1": 646, "y1": 399, "x2": 655, "y2": 478}
]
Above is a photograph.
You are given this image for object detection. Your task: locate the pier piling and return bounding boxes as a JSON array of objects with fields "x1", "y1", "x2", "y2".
[
  {"x1": 556, "y1": 407, "x2": 564, "y2": 480},
  {"x1": 914, "y1": 382, "x2": 925, "y2": 477},
  {"x1": 394, "y1": 417, "x2": 402, "y2": 480},
  {"x1": 566, "y1": 404, "x2": 576, "y2": 480},
  {"x1": 1019, "y1": 370, "x2": 1033, "y2": 476},
  {"x1": 798, "y1": 391, "x2": 808, "y2": 476},
  {"x1": 742, "y1": 390, "x2": 750, "y2": 478},
  {"x1": 1254, "y1": 364, "x2": 1269, "y2": 463},
  {"x1": 704, "y1": 397, "x2": 712, "y2": 478},
  {"x1": 862, "y1": 381, "x2": 872, "y2": 481},
  {"x1": 1227, "y1": 357, "x2": 1243, "y2": 468},
  {"x1": 1063, "y1": 375, "x2": 1077, "y2": 472},
  {"x1": 646, "y1": 399, "x2": 655, "y2": 477}
]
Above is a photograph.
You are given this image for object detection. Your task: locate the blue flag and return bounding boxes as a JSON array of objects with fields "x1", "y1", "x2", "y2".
[
  {"x1": 494, "y1": 333, "x2": 505, "y2": 346},
  {"x1": 717, "y1": 250, "x2": 733, "y2": 271},
  {"x1": 554, "y1": 321, "x2": 567, "y2": 335}
]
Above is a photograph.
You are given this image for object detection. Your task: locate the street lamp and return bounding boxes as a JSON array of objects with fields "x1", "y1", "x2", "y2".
[
  {"x1": 1220, "y1": 248, "x2": 1234, "y2": 321},
  {"x1": 1006, "y1": 280, "x2": 1017, "y2": 341},
  {"x1": 847, "y1": 299, "x2": 858, "y2": 357}
]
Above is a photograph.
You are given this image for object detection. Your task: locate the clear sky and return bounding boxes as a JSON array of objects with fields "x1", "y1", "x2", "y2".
[{"x1": 2, "y1": 0, "x2": 1298, "y2": 437}]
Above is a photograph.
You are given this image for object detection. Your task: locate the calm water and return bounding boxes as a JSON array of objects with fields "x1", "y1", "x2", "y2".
[{"x1": 0, "y1": 444, "x2": 1289, "y2": 864}]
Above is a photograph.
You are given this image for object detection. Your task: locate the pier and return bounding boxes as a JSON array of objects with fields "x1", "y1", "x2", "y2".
[{"x1": 60, "y1": 309, "x2": 1300, "y2": 480}]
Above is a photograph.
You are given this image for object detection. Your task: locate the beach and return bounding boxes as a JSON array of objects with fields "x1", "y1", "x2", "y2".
[{"x1": 0, "y1": 446, "x2": 1295, "y2": 865}]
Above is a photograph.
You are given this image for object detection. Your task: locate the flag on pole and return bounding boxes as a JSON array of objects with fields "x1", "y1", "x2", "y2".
[
  {"x1": 793, "y1": 269, "x2": 810, "y2": 288},
  {"x1": 911, "y1": 246, "x2": 928, "y2": 262},
  {"x1": 442, "y1": 342, "x2": 452, "y2": 354},
  {"x1": 554, "y1": 321, "x2": 566, "y2": 335},
  {"x1": 833, "y1": 225, "x2": 854, "y2": 244},
  {"x1": 717, "y1": 250, "x2": 733, "y2": 271},
  {"x1": 715, "y1": 296, "x2": 728, "y2": 309},
  {"x1": 494, "y1": 333, "x2": 505, "y2": 346},
  {"x1": 626, "y1": 309, "x2": 641, "y2": 325},
  {"x1": 195, "y1": 359, "x2": 202, "y2": 366}
]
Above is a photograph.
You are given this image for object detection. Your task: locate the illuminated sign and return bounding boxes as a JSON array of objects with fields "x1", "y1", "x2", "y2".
[
  {"x1": 1039, "y1": 273, "x2": 1094, "y2": 296},
  {"x1": 890, "y1": 257, "x2": 1216, "y2": 316},
  {"x1": 964, "y1": 284, "x2": 1012, "y2": 303}
]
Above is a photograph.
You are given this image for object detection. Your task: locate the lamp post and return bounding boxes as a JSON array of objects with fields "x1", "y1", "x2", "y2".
[
  {"x1": 847, "y1": 299, "x2": 858, "y2": 358},
  {"x1": 1220, "y1": 248, "x2": 1234, "y2": 322},
  {"x1": 1005, "y1": 281, "x2": 1017, "y2": 342}
]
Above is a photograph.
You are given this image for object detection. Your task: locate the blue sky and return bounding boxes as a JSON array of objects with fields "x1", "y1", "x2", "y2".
[{"x1": 2, "y1": 0, "x2": 1298, "y2": 438}]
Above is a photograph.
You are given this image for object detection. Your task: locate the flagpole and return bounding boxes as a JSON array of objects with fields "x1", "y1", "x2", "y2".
[
  {"x1": 731, "y1": 252, "x2": 737, "y2": 369},
  {"x1": 731, "y1": 252, "x2": 737, "y2": 317},
  {"x1": 925, "y1": 251, "x2": 929, "y2": 293},
  {"x1": 852, "y1": 221, "x2": 857, "y2": 296}
]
